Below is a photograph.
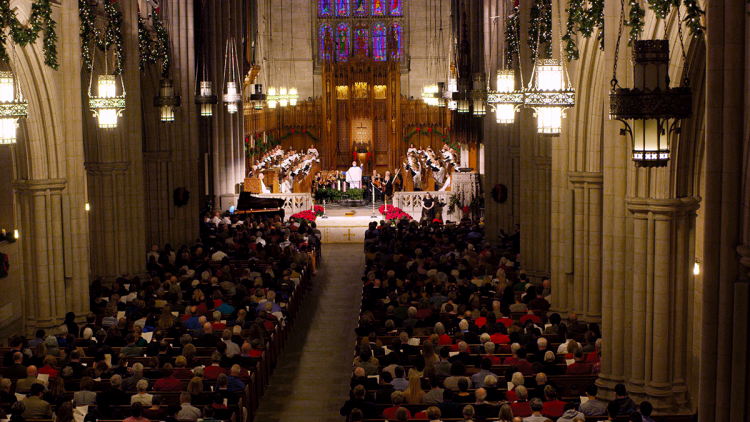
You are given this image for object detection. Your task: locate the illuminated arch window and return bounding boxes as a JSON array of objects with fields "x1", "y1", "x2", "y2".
[
  {"x1": 335, "y1": 0, "x2": 349, "y2": 16},
  {"x1": 336, "y1": 23, "x2": 350, "y2": 62},
  {"x1": 372, "y1": 0, "x2": 386, "y2": 16},
  {"x1": 352, "y1": 0, "x2": 368, "y2": 16},
  {"x1": 372, "y1": 22, "x2": 386, "y2": 61},
  {"x1": 354, "y1": 26, "x2": 369, "y2": 56},
  {"x1": 390, "y1": 0, "x2": 403, "y2": 16},
  {"x1": 318, "y1": 23, "x2": 333, "y2": 61},
  {"x1": 390, "y1": 23, "x2": 403, "y2": 61},
  {"x1": 319, "y1": 0, "x2": 333, "y2": 17}
]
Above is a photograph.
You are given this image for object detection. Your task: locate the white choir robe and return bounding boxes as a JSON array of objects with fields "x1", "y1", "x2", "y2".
[
  {"x1": 261, "y1": 180, "x2": 271, "y2": 193},
  {"x1": 346, "y1": 166, "x2": 363, "y2": 189}
]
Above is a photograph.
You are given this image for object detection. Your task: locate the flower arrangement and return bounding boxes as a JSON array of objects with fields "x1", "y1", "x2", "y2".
[
  {"x1": 378, "y1": 204, "x2": 412, "y2": 224},
  {"x1": 291, "y1": 210, "x2": 316, "y2": 222},
  {"x1": 313, "y1": 205, "x2": 325, "y2": 217}
]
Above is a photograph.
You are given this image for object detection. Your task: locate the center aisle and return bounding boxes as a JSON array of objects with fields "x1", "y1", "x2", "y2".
[{"x1": 253, "y1": 244, "x2": 364, "y2": 422}]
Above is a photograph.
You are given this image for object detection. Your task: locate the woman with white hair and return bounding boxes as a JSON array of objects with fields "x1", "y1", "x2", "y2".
[
  {"x1": 131, "y1": 379, "x2": 153, "y2": 405},
  {"x1": 505, "y1": 371, "x2": 525, "y2": 402}
]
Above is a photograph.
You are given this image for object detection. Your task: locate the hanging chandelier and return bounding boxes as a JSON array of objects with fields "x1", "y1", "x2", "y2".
[
  {"x1": 0, "y1": 69, "x2": 28, "y2": 144},
  {"x1": 471, "y1": 73, "x2": 487, "y2": 116},
  {"x1": 267, "y1": 86, "x2": 278, "y2": 109},
  {"x1": 223, "y1": 35, "x2": 242, "y2": 114},
  {"x1": 194, "y1": 0, "x2": 217, "y2": 118},
  {"x1": 610, "y1": 39, "x2": 691, "y2": 167},
  {"x1": 154, "y1": 78, "x2": 181, "y2": 122},
  {"x1": 249, "y1": 84, "x2": 266, "y2": 110},
  {"x1": 488, "y1": 69, "x2": 523, "y2": 124},
  {"x1": 524, "y1": 58, "x2": 575, "y2": 135},
  {"x1": 88, "y1": 48, "x2": 125, "y2": 129}
]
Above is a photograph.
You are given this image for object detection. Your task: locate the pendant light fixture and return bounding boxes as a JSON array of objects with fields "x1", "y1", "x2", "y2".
[
  {"x1": 523, "y1": 0, "x2": 575, "y2": 135},
  {"x1": 0, "y1": 36, "x2": 28, "y2": 143},
  {"x1": 609, "y1": 0, "x2": 691, "y2": 167},
  {"x1": 194, "y1": 0, "x2": 217, "y2": 117},
  {"x1": 87, "y1": 5, "x2": 125, "y2": 130},
  {"x1": 152, "y1": 3, "x2": 181, "y2": 123},
  {"x1": 223, "y1": 33, "x2": 242, "y2": 114},
  {"x1": 286, "y1": 0, "x2": 299, "y2": 107},
  {"x1": 487, "y1": 5, "x2": 522, "y2": 125}
]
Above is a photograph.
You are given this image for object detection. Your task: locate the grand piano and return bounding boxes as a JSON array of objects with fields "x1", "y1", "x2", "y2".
[{"x1": 235, "y1": 193, "x2": 286, "y2": 220}]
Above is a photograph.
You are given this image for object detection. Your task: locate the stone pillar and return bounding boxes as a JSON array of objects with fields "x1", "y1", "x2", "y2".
[
  {"x1": 13, "y1": 180, "x2": 69, "y2": 332},
  {"x1": 206, "y1": 0, "x2": 246, "y2": 210},
  {"x1": 83, "y1": 0, "x2": 147, "y2": 280},
  {"x1": 626, "y1": 197, "x2": 700, "y2": 412},
  {"x1": 700, "y1": 0, "x2": 747, "y2": 421}
]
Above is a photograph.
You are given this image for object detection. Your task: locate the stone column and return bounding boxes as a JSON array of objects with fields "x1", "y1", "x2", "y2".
[
  {"x1": 83, "y1": 0, "x2": 147, "y2": 280},
  {"x1": 13, "y1": 180, "x2": 69, "y2": 332},
  {"x1": 206, "y1": 0, "x2": 246, "y2": 210},
  {"x1": 626, "y1": 197, "x2": 700, "y2": 412}
]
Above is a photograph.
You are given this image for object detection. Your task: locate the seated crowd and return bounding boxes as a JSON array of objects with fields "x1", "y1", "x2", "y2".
[
  {"x1": 1, "y1": 213, "x2": 319, "y2": 422},
  {"x1": 342, "y1": 219, "x2": 655, "y2": 422}
]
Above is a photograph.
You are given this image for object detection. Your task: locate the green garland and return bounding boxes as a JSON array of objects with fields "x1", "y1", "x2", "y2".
[
  {"x1": 138, "y1": 10, "x2": 171, "y2": 77},
  {"x1": 276, "y1": 128, "x2": 321, "y2": 144},
  {"x1": 563, "y1": 0, "x2": 604, "y2": 61},
  {"x1": 245, "y1": 129, "x2": 321, "y2": 158},
  {"x1": 505, "y1": 7, "x2": 520, "y2": 67},
  {"x1": 624, "y1": 0, "x2": 645, "y2": 46},
  {"x1": 0, "y1": 0, "x2": 57, "y2": 69},
  {"x1": 643, "y1": 0, "x2": 704, "y2": 38},
  {"x1": 79, "y1": 0, "x2": 123, "y2": 74},
  {"x1": 528, "y1": 0, "x2": 552, "y2": 61},
  {"x1": 404, "y1": 126, "x2": 451, "y2": 144}
]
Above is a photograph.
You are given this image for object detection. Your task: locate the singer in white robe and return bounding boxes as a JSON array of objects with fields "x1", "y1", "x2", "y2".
[
  {"x1": 259, "y1": 173, "x2": 271, "y2": 193},
  {"x1": 346, "y1": 161, "x2": 363, "y2": 189}
]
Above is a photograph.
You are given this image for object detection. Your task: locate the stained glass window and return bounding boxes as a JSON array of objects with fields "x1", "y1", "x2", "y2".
[
  {"x1": 336, "y1": 23, "x2": 350, "y2": 62},
  {"x1": 354, "y1": 26, "x2": 369, "y2": 56},
  {"x1": 390, "y1": 23, "x2": 403, "y2": 60},
  {"x1": 390, "y1": 0, "x2": 403, "y2": 16},
  {"x1": 319, "y1": 0, "x2": 333, "y2": 17},
  {"x1": 336, "y1": 0, "x2": 349, "y2": 16},
  {"x1": 319, "y1": 23, "x2": 333, "y2": 61},
  {"x1": 372, "y1": 0, "x2": 385, "y2": 16},
  {"x1": 352, "y1": 0, "x2": 368, "y2": 16},
  {"x1": 372, "y1": 22, "x2": 386, "y2": 61}
]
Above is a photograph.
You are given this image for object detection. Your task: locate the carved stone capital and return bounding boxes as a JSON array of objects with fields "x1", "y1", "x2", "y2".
[
  {"x1": 568, "y1": 171, "x2": 603, "y2": 188},
  {"x1": 12, "y1": 178, "x2": 67, "y2": 194},
  {"x1": 84, "y1": 162, "x2": 130, "y2": 175},
  {"x1": 625, "y1": 196, "x2": 701, "y2": 218}
]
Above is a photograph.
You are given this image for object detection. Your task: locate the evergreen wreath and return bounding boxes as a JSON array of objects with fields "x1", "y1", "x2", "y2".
[
  {"x1": 0, "y1": 0, "x2": 57, "y2": 69},
  {"x1": 563, "y1": 0, "x2": 604, "y2": 61},
  {"x1": 79, "y1": 0, "x2": 124, "y2": 74}
]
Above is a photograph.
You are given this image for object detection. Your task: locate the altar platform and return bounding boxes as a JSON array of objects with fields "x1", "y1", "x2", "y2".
[{"x1": 316, "y1": 207, "x2": 379, "y2": 243}]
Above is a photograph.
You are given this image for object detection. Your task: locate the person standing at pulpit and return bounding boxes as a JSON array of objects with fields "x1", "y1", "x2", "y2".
[{"x1": 347, "y1": 161, "x2": 363, "y2": 189}]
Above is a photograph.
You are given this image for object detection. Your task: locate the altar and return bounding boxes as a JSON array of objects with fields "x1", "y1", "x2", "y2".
[{"x1": 316, "y1": 215, "x2": 372, "y2": 243}]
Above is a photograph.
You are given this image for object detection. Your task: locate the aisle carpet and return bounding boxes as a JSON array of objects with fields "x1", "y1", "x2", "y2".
[{"x1": 253, "y1": 244, "x2": 364, "y2": 422}]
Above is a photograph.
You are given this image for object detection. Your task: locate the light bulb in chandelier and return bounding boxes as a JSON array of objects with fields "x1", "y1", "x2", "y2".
[
  {"x1": 267, "y1": 86, "x2": 278, "y2": 109},
  {"x1": 288, "y1": 87, "x2": 298, "y2": 106},
  {"x1": 89, "y1": 72, "x2": 124, "y2": 130},
  {"x1": 279, "y1": 86, "x2": 288, "y2": 108},
  {"x1": 195, "y1": 81, "x2": 218, "y2": 118},
  {"x1": 524, "y1": 59, "x2": 575, "y2": 135},
  {"x1": 154, "y1": 79, "x2": 181, "y2": 123}
]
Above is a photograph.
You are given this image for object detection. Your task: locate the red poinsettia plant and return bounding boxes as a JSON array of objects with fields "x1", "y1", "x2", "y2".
[
  {"x1": 313, "y1": 205, "x2": 325, "y2": 217},
  {"x1": 378, "y1": 204, "x2": 412, "y2": 224},
  {"x1": 291, "y1": 210, "x2": 317, "y2": 222}
]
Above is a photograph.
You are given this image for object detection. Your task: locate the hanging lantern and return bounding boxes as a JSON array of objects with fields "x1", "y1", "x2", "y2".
[
  {"x1": 488, "y1": 69, "x2": 522, "y2": 124},
  {"x1": 279, "y1": 86, "x2": 288, "y2": 108},
  {"x1": 250, "y1": 84, "x2": 266, "y2": 110},
  {"x1": 0, "y1": 71, "x2": 27, "y2": 144},
  {"x1": 524, "y1": 59, "x2": 575, "y2": 135},
  {"x1": 288, "y1": 87, "x2": 299, "y2": 106},
  {"x1": 89, "y1": 72, "x2": 125, "y2": 130},
  {"x1": 610, "y1": 40, "x2": 691, "y2": 167},
  {"x1": 470, "y1": 74, "x2": 487, "y2": 116},
  {"x1": 153, "y1": 79, "x2": 181, "y2": 123},
  {"x1": 195, "y1": 81, "x2": 217, "y2": 117},
  {"x1": 223, "y1": 36, "x2": 242, "y2": 114},
  {"x1": 267, "y1": 86, "x2": 278, "y2": 109}
]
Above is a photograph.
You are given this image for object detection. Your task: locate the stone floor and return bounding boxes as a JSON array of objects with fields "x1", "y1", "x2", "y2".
[{"x1": 252, "y1": 244, "x2": 364, "y2": 422}]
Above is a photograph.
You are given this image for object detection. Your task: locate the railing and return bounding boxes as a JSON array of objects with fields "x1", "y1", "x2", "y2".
[
  {"x1": 256, "y1": 193, "x2": 313, "y2": 216},
  {"x1": 392, "y1": 191, "x2": 460, "y2": 222}
]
